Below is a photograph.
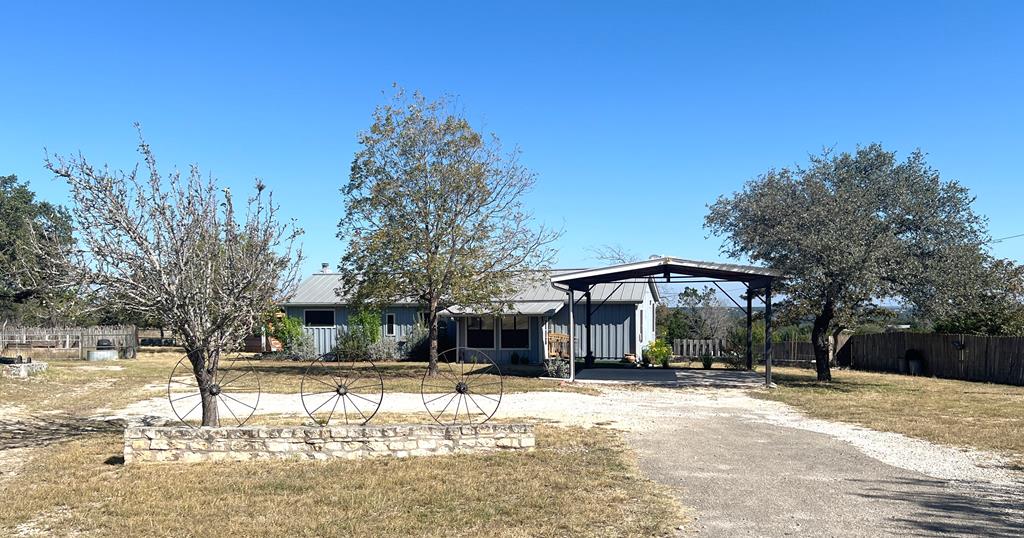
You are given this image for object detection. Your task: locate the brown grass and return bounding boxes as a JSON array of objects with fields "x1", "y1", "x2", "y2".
[
  {"x1": 0, "y1": 425, "x2": 685, "y2": 537},
  {"x1": 0, "y1": 350, "x2": 594, "y2": 418},
  {"x1": 753, "y1": 367, "x2": 1024, "y2": 465}
]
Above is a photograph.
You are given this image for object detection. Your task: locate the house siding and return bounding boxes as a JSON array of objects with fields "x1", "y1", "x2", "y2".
[
  {"x1": 285, "y1": 305, "x2": 421, "y2": 356},
  {"x1": 548, "y1": 303, "x2": 636, "y2": 360}
]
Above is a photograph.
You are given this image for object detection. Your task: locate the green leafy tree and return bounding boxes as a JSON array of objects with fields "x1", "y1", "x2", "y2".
[
  {"x1": 339, "y1": 89, "x2": 560, "y2": 375},
  {"x1": 706, "y1": 144, "x2": 989, "y2": 381},
  {"x1": 0, "y1": 174, "x2": 73, "y2": 324},
  {"x1": 934, "y1": 259, "x2": 1024, "y2": 336}
]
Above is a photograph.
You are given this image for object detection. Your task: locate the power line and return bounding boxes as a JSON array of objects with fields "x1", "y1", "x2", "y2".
[{"x1": 993, "y1": 232, "x2": 1024, "y2": 243}]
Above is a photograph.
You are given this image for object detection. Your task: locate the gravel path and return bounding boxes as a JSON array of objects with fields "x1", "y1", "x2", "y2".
[{"x1": 105, "y1": 386, "x2": 1024, "y2": 536}]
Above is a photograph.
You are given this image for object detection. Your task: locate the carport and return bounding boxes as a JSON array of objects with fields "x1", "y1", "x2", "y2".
[{"x1": 550, "y1": 257, "x2": 783, "y2": 387}]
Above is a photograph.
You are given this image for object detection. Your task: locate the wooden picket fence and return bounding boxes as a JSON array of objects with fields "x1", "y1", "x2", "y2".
[
  {"x1": 838, "y1": 332, "x2": 1024, "y2": 386},
  {"x1": 673, "y1": 338, "x2": 724, "y2": 358},
  {"x1": 0, "y1": 325, "x2": 138, "y2": 359}
]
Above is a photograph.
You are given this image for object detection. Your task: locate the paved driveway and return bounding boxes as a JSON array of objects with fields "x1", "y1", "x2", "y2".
[{"x1": 628, "y1": 389, "x2": 1024, "y2": 537}]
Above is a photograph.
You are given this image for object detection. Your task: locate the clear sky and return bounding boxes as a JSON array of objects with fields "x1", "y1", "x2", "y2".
[{"x1": 3, "y1": 1, "x2": 1022, "y2": 290}]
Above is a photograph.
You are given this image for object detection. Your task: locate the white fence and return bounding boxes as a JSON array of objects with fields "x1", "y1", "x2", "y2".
[
  {"x1": 0, "y1": 325, "x2": 138, "y2": 359},
  {"x1": 672, "y1": 338, "x2": 725, "y2": 358}
]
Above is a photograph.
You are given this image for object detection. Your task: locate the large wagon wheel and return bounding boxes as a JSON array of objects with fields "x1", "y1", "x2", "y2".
[
  {"x1": 421, "y1": 348, "x2": 503, "y2": 425},
  {"x1": 167, "y1": 355, "x2": 261, "y2": 428},
  {"x1": 300, "y1": 354, "x2": 384, "y2": 425}
]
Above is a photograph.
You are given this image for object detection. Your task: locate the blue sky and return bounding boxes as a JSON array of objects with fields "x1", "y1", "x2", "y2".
[{"x1": 2, "y1": 1, "x2": 1022, "y2": 287}]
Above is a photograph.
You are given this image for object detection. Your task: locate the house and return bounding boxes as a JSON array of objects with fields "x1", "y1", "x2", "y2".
[{"x1": 281, "y1": 264, "x2": 659, "y2": 364}]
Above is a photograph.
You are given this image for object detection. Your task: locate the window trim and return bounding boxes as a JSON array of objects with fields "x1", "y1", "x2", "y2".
[
  {"x1": 385, "y1": 313, "x2": 396, "y2": 337},
  {"x1": 499, "y1": 315, "x2": 531, "y2": 350},
  {"x1": 303, "y1": 309, "x2": 335, "y2": 327}
]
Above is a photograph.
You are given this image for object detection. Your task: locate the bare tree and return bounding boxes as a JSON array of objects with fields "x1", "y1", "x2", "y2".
[
  {"x1": 340, "y1": 89, "x2": 560, "y2": 375},
  {"x1": 587, "y1": 244, "x2": 639, "y2": 265},
  {"x1": 40, "y1": 127, "x2": 303, "y2": 425}
]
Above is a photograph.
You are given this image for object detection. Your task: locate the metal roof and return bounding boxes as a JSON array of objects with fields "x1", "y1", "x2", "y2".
[
  {"x1": 282, "y1": 269, "x2": 656, "y2": 307},
  {"x1": 550, "y1": 256, "x2": 781, "y2": 290}
]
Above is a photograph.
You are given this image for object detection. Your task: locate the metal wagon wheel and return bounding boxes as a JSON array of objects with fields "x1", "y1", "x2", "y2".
[
  {"x1": 166, "y1": 355, "x2": 261, "y2": 428},
  {"x1": 300, "y1": 353, "x2": 384, "y2": 425},
  {"x1": 421, "y1": 348, "x2": 503, "y2": 425}
]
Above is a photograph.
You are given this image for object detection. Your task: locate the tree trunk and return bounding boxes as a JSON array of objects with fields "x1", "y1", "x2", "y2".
[
  {"x1": 811, "y1": 304, "x2": 834, "y2": 382},
  {"x1": 427, "y1": 299, "x2": 439, "y2": 376},
  {"x1": 188, "y1": 347, "x2": 220, "y2": 426}
]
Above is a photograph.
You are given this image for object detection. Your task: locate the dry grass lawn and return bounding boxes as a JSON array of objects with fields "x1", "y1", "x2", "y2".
[
  {"x1": 1, "y1": 349, "x2": 685, "y2": 536},
  {"x1": 754, "y1": 367, "x2": 1024, "y2": 465},
  {"x1": 0, "y1": 349, "x2": 594, "y2": 417},
  {"x1": 0, "y1": 425, "x2": 684, "y2": 537}
]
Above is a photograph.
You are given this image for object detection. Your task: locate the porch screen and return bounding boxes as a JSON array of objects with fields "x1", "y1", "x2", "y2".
[
  {"x1": 501, "y1": 315, "x2": 529, "y2": 348},
  {"x1": 466, "y1": 317, "x2": 494, "y2": 348}
]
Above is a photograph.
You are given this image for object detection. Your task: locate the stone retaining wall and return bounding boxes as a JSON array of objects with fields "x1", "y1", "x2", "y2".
[
  {"x1": 124, "y1": 423, "x2": 535, "y2": 464},
  {"x1": 1, "y1": 361, "x2": 48, "y2": 378}
]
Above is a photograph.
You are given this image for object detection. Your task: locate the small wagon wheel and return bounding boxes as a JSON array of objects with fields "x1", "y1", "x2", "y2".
[
  {"x1": 421, "y1": 348, "x2": 503, "y2": 425},
  {"x1": 300, "y1": 353, "x2": 384, "y2": 425},
  {"x1": 166, "y1": 355, "x2": 261, "y2": 428}
]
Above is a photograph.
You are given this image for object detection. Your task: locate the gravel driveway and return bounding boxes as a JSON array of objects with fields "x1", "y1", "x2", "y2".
[{"x1": 107, "y1": 383, "x2": 1024, "y2": 536}]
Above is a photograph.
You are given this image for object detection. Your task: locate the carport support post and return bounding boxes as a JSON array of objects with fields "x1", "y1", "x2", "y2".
[
  {"x1": 584, "y1": 289, "x2": 594, "y2": 369},
  {"x1": 568, "y1": 289, "x2": 576, "y2": 382},
  {"x1": 745, "y1": 289, "x2": 753, "y2": 370},
  {"x1": 764, "y1": 283, "x2": 773, "y2": 387}
]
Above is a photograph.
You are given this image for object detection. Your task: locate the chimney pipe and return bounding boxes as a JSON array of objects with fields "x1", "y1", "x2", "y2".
[{"x1": 321, "y1": 263, "x2": 330, "y2": 273}]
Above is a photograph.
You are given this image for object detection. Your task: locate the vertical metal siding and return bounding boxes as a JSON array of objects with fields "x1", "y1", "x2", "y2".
[{"x1": 548, "y1": 303, "x2": 634, "y2": 359}]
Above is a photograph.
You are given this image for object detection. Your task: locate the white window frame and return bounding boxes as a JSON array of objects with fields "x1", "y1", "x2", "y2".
[
  {"x1": 303, "y1": 309, "x2": 336, "y2": 327},
  {"x1": 385, "y1": 313, "x2": 396, "y2": 337},
  {"x1": 499, "y1": 315, "x2": 531, "y2": 350}
]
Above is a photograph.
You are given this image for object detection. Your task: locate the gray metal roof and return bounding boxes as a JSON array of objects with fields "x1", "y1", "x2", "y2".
[
  {"x1": 283, "y1": 269, "x2": 655, "y2": 307},
  {"x1": 551, "y1": 257, "x2": 781, "y2": 290}
]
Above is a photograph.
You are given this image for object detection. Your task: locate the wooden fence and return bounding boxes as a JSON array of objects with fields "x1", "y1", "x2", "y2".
[
  {"x1": 838, "y1": 332, "x2": 1024, "y2": 386},
  {"x1": 673, "y1": 339, "x2": 725, "y2": 358},
  {"x1": 0, "y1": 326, "x2": 138, "y2": 359}
]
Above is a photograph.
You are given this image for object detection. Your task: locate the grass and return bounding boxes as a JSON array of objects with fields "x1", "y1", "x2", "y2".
[
  {"x1": 2, "y1": 349, "x2": 685, "y2": 536},
  {"x1": 0, "y1": 349, "x2": 594, "y2": 417},
  {"x1": 0, "y1": 426, "x2": 684, "y2": 537},
  {"x1": 754, "y1": 366, "x2": 1024, "y2": 465}
]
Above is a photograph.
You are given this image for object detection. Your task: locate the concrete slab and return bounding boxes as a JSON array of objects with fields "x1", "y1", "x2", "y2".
[{"x1": 573, "y1": 367, "x2": 766, "y2": 389}]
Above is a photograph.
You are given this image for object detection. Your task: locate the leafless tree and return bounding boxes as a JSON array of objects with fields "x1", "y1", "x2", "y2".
[{"x1": 39, "y1": 126, "x2": 303, "y2": 425}]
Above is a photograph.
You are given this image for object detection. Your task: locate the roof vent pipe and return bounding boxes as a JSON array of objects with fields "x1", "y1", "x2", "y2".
[{"x1": 321, "y1": 263, "x2": 330, "y2": 273}]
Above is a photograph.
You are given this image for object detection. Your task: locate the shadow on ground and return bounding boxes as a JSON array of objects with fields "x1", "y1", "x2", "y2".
[
  {"x1": 851, "y1": 476, "x2": 1024, "y2": 537},
  {"x1": 0, "y1": 416, "x2": 123, "y2": 450}
]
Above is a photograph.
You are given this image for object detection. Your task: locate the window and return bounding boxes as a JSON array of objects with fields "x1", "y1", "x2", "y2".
[
  {"x1": 466, "y1": 317, "x2": 494, "y2": 348},
  {"x1": 500, "y1": 315, "x2": 530, "y2": 349},
  {"x1": 640, "y1": 309, "x2": 644, "y2": 342},
  {"x1": 304, "y1": 309, "x2": 335, "y2": 327},
  {"x1": 385, "y1": 313, "x2": 396, "y2": 336}
]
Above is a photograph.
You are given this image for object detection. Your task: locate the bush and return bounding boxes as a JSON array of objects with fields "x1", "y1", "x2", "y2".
[
  {"x1": 700, "y1": 353, "x2": 714, "y2": 369},
  {"x1": 368, "y1": 338, "x2": 401, "y2": 362},
  {"x1": 543, "y1": 357, "x2": 570, "y2": 378},
  {"x1": 349, "y1": 308, "x2": 381, "y2": 345},
  {"x1": 403, "y1": 322, "x2": 430, "y2": 361},
  {"x1": 644, "y1": 339, "x2": 673, "y2": 368},
  {"x1": 723, "y1": 353, "x2": 746, "y2": 370},
  {"x1": 271, "y1": 316, "x2": 305, "y2": 350},
  {"x1": 283, "y1": 331, "x2": 317, "y2": 361}
]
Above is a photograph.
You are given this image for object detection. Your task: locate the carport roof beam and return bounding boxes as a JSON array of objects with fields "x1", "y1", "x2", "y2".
[{"x1": 550, "y1": 256, "x2": 782, "y2": 291}]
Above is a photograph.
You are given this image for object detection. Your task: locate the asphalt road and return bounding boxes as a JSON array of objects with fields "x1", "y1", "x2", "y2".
[{"x1": 630, "y1": 412, "x2": 1024, "y2": 537}]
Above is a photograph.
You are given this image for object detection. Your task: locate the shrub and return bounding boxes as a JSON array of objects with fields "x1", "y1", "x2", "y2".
[
  {"x1": 723, "y1": 353, "x2": 746, "y2": 370},
  {"x1": 368, "y1": 338, "x2": 400, "y2": 362},
  {"x1": 644, "y1": 339, "x2": 673, "y2": 368},
  {"x1": 271, "y1": 316, "x2": 305, "y2": 350},
  {"x1": 349, "y1": 308, "x2": 381, "y2": 345},
  {"x1": 283, "y1": 331, "x2": 317, "y2": 361},
  {"x1": 700, "y1": 353, "x2": 714, "y2": 369},
  {"x1": 543, "y1": 357, "x2": 570, "y2": 378},
  {"x1": 403, "y1": 322, "x2": 430, "y2": 361}
]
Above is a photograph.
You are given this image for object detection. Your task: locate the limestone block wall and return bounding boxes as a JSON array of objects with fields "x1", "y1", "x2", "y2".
[{"x1": 124, "y1": 423, "x2": 535, "y2": 464}]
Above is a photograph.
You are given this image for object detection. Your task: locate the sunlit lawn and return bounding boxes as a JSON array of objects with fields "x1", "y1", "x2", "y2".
[{"x1": 754, "y1": 366, "x2": 1024, "y2": 466}]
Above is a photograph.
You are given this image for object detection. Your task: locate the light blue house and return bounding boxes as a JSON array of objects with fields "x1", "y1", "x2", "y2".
[{"x1": 281, "y1": 265, "x2": 659, "y2": 365}]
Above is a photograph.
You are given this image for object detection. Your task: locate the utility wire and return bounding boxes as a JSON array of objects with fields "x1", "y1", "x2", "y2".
[{"x1": 993, "y1": 232, "x2": 1024, "y2": 243}]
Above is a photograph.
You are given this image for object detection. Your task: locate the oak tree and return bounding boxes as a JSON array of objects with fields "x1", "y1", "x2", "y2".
[{"x1": 339, "y1": 90, "x2": 559, "y2": 374}]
